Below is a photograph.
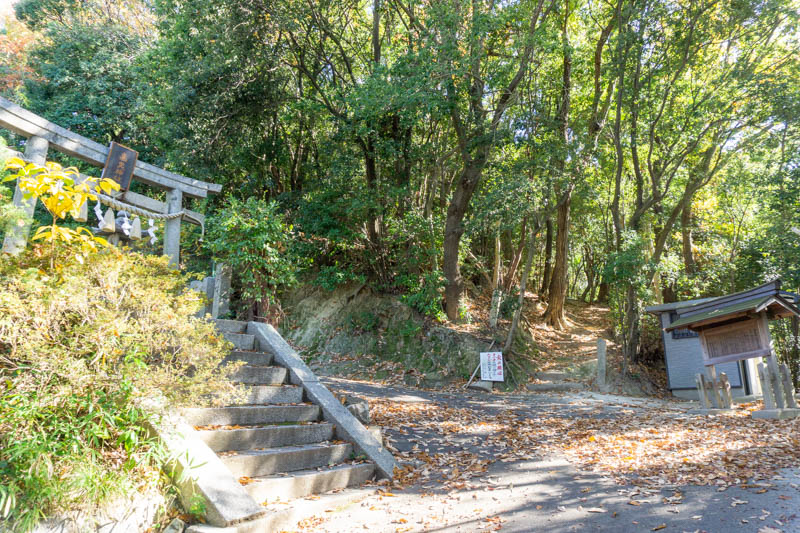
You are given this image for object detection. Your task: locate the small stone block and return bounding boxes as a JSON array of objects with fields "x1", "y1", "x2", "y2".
[
  {"x1": 468, "y1": 380, "x2": 494, "y2": 393},
  {"x1": 346, "y1": 402, "x2": 371, "y2": 425},
  {"x1": 687, "y1": 408, "x2": 735, "y2": 415},
  {"x1": 163, "y1": 518, "x2": 186, "y2": 533},
  {"x1": 733, "y1": 395, "x2": 762, "y2": 404}
]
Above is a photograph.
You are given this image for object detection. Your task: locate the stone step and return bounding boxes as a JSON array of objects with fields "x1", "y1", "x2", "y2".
[
  {"x1": 198, "y1": 423, "x2": 335, "y2": 452},
  {"x1": 526, "y1": 381, "x2": 585, "y2": 392},
  {"x1": 240, "y1": 385, "x2": 304, "y2": 405},
  {"x1": 244, "y1": 463, "x2": 375, "y2": 504},
  {"x1": 214, "y1": 319, "x2": 248, "y2": 334},
  {"x1": 223, "y1": 332, "x2": 256, "y2": 351},
  {"x1": 535, "y1": 371, "x2": 568, "y2": 381},
  {"x1": 186, "y1": 487, "x2": 375, "y2": 533},
  {"x1": 231, "y1": 366, "x2": 287, "y2": 385},
  {"x1": 223, "y1": 351, "x2": 273, "y2": 366},
  {"x1": 183, "y1": 405, "x2": 321, "y2": 427},
  {"x1": 222, "y1": 443, "x2": 354, "y2": 478}
]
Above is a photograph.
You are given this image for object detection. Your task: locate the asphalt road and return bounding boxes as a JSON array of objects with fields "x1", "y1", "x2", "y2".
[{"x1": 311, "y1": 377, "x2": 800, "y2": 533}]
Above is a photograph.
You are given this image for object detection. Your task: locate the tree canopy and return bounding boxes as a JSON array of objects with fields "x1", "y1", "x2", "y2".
[{"x1": 3, "y1": 0, "x2": 800, "y2": 368}]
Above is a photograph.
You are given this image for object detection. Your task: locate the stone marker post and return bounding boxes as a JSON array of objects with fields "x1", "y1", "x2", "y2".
[
  {"x1": 596, "y1": 338, "x2": 607, "y2": 391},
  {"x1": 718, "y1": 373, "x2": 733, "y2": 409},
  {"x1": 780, "y1": 363, "x2": 797, "y2": 409},
  {"x1": 211, "y1": 263, "x2": 232, "y2": 318},
  {"x1": 695, "y1": 374, "x2": 710, "y2": 409},
  {"x1": 767, "y1": 356, "x2": 786, "y2": 409},
  {"x1": 2, "y1": 135, "x2": 49, "y2": 254},
  {"x1": 706, "y1": 366, "x2": 722, "y2": 408},
  {"x1": 761, "y1": 312, "x2": 786, "y2": 409},
  {"x1": 757, "y1": 363, "x2": 775, "y2": 409}
]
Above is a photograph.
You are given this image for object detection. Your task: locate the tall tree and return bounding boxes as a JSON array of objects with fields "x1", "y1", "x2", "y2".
[{"x1": 420, "y1": 0, "x2": 556, "y2": 319}]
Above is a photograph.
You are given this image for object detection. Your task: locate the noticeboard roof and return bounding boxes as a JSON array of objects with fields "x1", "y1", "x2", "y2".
[{"x1": 664, "y1": 283, "x2": 800, "y2": 332}]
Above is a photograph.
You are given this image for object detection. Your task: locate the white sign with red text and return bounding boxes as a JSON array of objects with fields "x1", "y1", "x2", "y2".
[{"x1": 480, "y1": 352, "x2": 504, "y2": 382}]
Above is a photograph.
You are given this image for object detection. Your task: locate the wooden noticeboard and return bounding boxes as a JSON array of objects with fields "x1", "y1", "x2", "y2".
[
  {"x1": 101, "y1": 142, "x2": 138, "y2": 192},
  {"x1": 698, "y1": 318, "x2": 771, "y2": 366}
]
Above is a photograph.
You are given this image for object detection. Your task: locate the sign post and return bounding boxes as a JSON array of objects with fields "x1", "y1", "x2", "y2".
[{"x1": 479, "y1": 351, "x2": 504, "y2": 382}]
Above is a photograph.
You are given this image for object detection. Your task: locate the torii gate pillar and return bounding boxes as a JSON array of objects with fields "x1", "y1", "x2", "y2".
[
  {"x1": 163, "y1": 188, "x2": 182, "y2": 267},
  {"x1": 2, "y1": 135, "x2": 49, "y2": 254}
]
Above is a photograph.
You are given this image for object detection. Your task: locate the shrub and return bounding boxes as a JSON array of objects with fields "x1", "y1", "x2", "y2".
[
  {"x1": 0, "y1": 246, "x2": 239, "y2": 531},
  {"x1": 313, "y1": 264, "x2": 365, "y2": 291},
  {"x1": 397, "y1": 270, "x2": 445, "y2": 321},
  {"x1": 500, "y1": 288, "x2": 520, "y2": 319},
  {"x1": 2, "y1": 157, "x2": 119, "y2": 268},
  {"x1": 205, "y1": 197, "x2": 300, "y2": 318}
]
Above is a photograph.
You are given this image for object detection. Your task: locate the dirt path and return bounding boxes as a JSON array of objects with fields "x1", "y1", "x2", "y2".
[
  {"x1": 290, "y1": 378, "x2": 800, "y2": 533},
  {"x1": 524, "y1": 298, "x2": 614, "y2": 372}
]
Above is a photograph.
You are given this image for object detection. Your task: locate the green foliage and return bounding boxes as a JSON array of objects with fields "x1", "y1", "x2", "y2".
[
  {"x1": 500, "y1": 288, "x2": 520, "y2": 320},
  {"x1": 313, "y1": 265, "x2": 366, "y2": 292},
  {"x1": 147, "y1": 0, "x2": 289, "y2": 186},
  {"x1": 0, "y1": 379, "x2": 157, "y2": 531},
  {"x1": 0, "y1": 144, "x2": 27, "y2": 239},
  {"x1": 0, "y1": 245, "x2": 238, "y2": 531},
  {"x1": 347, "y1": 311, "x2": 379, "y2": 334},
  {"x1": 3, "y1": 157, "x2": 119, "y2": 267},
  {"x1": 4, "y1": 0, "x2": 800, "y2": 373},
  {"x1": 602, "y1": 232, "x2": 652, "y2": 291},
  {"x1": 205, "y1": 197, "x2": 300, "y2": 316},
  {"x1": 397, "y1": 271, "x2": 446, "y2": 321},
  {"x1": 19, "y1": 12, "x2": 154, "y2": 157}
]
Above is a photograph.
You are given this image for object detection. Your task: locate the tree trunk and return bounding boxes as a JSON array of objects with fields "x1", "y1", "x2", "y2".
[
  {"x1": 662, "y1": 282, "x2": 677, "y2": 303},
  {"x1": 489, "y1": 235, "x2": 503, "y2": 327},
  {"x1": 540, "y1": 217, "x2": 553, "y2": 296},
  {"x1": 361, "y1": 141, "x2": 382, "y2": 247},
  {"x1": 596, "y1": 281, "x2": 609, "y2": 303},
  {"x1": 681, "y1": 201, "x2": 696, "y2": 275},
  {"x1": 569, "y1": 255, "x2": 583, "y2": 299},
  {"x1": 491, "y1": 235, "x2": 502, "y2": 291},
  {"x1": 443, "y1": 160, "x2": 485, "y2": 320},
  {"x1": 543, "y1": 6, "x2": 572, "y2": 330},
  {"x1": 545, "y1": 190, "x2": 572, "y2": 330},
  {"x1": 504, "y1": 225, "x2": 537, "y2": 354},
  {"x1": 792, "y1": 316, "x2": 799, "y2": 387},
  {"x1": 503, "y1": 218, "x2": 528, "y2": 291},
  {"x1": 581, "y1": 246, "x2": 595, "y2": 302},
  {"x1": 622, "y1": 284, "x2": 640, "y2": 372}
]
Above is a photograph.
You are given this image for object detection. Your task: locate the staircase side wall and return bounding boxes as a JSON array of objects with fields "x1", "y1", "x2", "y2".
[{"x1": 247, "y1": 322, "x2": 396, "y2": 480}]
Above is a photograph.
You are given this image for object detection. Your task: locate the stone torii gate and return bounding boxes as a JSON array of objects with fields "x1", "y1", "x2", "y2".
[{"x1": 0, "y1": 96, "x2": 221, "y2": 265}]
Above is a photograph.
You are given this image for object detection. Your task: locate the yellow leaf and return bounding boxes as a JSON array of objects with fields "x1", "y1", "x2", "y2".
[
  {"x1": 31, "y1": 229, "x2": 52, "y2": 241},
  {"x1": 3, "y1": 157, "x2": 25, "y2": 170},
  {"x1": 57, "y1": 227, "x2": 74, "y2": 242}
]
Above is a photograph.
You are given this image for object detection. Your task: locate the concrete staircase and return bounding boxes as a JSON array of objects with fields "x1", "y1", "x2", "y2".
[{"x1": 183, "y1": 319, "x2": 387, "y2": 533}]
